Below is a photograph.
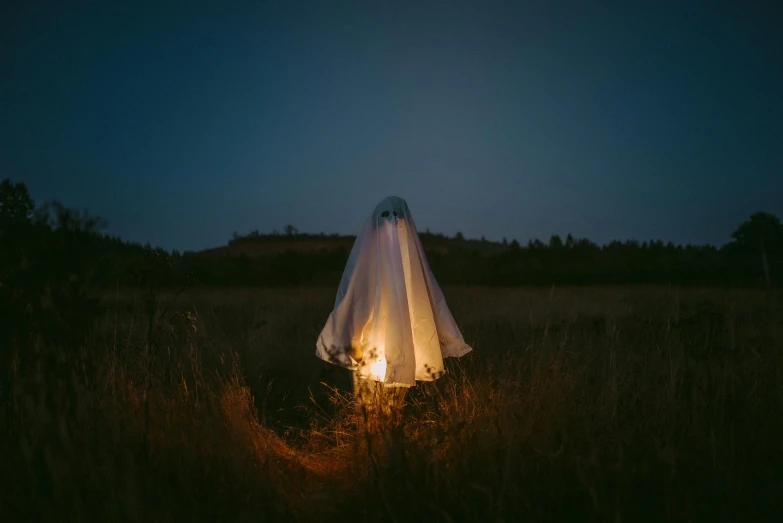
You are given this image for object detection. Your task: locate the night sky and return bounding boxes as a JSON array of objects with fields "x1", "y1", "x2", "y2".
[{"x1": 2, "y1": 1, "x2": 781, "y2": 252}]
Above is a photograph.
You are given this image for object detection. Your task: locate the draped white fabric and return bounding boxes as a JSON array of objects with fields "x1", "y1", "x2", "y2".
[{"x1": 316, "y1": 196, "x2": 472, "y2": 387}]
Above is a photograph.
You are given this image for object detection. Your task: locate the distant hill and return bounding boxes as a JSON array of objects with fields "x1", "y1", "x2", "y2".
[
  {"x1": 193, "y1": 231, "x2": 508, "y2": 259},
  {"x1": 195, "y1": 234, "x2": 355, "y2": 258}
]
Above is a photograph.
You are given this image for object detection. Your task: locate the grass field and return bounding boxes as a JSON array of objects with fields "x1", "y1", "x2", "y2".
[{"x1": 2, "y1": 286, "x2": 782, "y2": 522}]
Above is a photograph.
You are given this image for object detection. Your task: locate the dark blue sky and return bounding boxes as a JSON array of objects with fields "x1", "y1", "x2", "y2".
[{"x1": 2, "y1": 1, "x2": 781, "y2": 251}]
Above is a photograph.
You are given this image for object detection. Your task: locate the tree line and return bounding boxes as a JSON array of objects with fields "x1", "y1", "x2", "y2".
[{"x1": 1, "y1": 179, "x2": 781, "y2": 292}]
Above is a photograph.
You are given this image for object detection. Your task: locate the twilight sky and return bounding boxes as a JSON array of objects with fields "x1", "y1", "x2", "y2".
[{"x1": 2, "y1": 0, "x2": 781, "y2": 251}]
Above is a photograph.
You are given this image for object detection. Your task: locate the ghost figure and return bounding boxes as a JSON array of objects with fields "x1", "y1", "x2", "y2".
[{"x1": 316, "y1": 196, "x2": 472, "y2": 404}]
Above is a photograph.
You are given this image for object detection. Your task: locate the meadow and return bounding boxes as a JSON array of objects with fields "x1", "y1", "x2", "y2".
[{"x1": 2, "y1": 285, "x2": 781, "y2": 522}]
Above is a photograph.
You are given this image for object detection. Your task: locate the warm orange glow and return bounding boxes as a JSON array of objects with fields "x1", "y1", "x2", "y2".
[
  {"x1": 362, "y1": 219, "x2": 411, "y2": 384},
  {"x1": 367, "y1": 358, "x2": 387, "y2": 381}
]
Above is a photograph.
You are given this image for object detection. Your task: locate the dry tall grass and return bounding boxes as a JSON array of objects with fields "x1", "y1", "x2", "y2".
[{"x1": 1, "y1": 286, "x2": 781, "y2": 522}]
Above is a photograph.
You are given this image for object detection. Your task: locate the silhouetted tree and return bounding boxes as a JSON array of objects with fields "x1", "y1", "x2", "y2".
[
  {"x1": 0, "y1": 179, "x2": 34, "y2": 226},
  {"x1": 1, "y1": 179, "x2": 112, "y2": 427},
  {"x1": 728, "y1": 212, "x2": 783, "y2": 286}
]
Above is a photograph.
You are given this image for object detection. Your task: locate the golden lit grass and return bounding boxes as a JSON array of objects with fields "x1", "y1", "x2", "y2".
[{"x1": 2, "y1": 286, "x2": 781, "y2": 522}]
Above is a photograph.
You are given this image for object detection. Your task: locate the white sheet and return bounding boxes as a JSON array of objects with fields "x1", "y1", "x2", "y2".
[{"x1": 316, "y1": 196, "x2": 472, "y2": 387}]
